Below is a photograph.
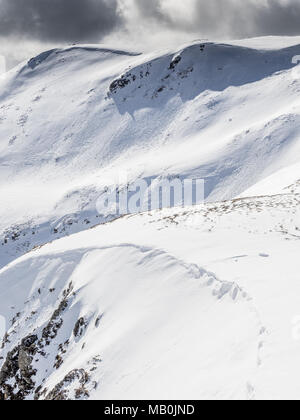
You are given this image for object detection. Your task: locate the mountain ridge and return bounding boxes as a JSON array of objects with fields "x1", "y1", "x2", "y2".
[{"x1": 0, "y1": 37, "x2": 300, "y2": 399}]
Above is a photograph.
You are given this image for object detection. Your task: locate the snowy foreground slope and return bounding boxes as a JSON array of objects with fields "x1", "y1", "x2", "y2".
[
  {"x1": 0, "y1": 37, "x2": 300, "y2": 400},
  {"x1": 0, "y1": 194, "x2": 299, "y2": 400}
]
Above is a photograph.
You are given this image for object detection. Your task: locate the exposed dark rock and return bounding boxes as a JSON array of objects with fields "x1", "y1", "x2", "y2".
[
  {"x1": 1, "y1": 332, "x2": 10, "y2": 349},
  {"x1": 178, "y1": 67, "x2": 194, "y2": 79},
  {"x1": 53, "y1": 341, "x2": 69, "y2": 370},
  {"x1": 0, "y1": 335, "x2": 38, "y2": 400},
  {"x1": 0, "y1": 282, "x2": 76, "y2": 400},
  {"x1": 73, "y1": 317, "x2": 87, "y2": 338},
  {"x1": 109, "y1": 75, "x2": 131, "y2": 94},
  {"x1": 95, "y1": 314, "x2": 103, "y2": 328},
  {"x1": 11, "y1": 312, "x2": 21, "y2": 327},
  {"x1": 45, "y1": 369, "x2": 90, "y2": 400},
  {"x1": 169, "y1": 55, "x2": 182, "y2": 70},
  {"x1": 40, "y1": 282, "x2": 73, "y2": 346}
]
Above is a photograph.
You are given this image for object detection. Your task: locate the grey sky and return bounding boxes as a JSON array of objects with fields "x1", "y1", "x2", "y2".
[
  {"x1": 0, "y1": 0, "x2": 121, "y2": 41},
  {"x1": 1, "y1": 0, "x2": 300, "y2": 69},
  {"x1": 135, "y1": 0, "x2": 300, "y2": 38}
]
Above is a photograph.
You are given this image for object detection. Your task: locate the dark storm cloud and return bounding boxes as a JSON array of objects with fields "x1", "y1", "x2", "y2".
[
  {"x1": 134, "y1": 0, "x2": 300, "y2": 38},
  {"x1": 191, "y1": 0, "x2": 300, "y2": 38},
  {"x1": 1, "y1": 0, "x2": 300, "y2": 44},
  {"x1": 0, "y1": 0, "x2": 121, "y2": 42}
]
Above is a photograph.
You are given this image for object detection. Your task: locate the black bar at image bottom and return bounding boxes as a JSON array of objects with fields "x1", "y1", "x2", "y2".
[{"x1": 94, "y1": 401, "x2": 202, "y2": 417}]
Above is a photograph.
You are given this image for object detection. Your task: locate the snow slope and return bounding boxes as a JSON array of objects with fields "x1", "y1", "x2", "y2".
[
  {"x1": 0, "y1": 193, "x2": 299, "y2": 400},
  {"x1": 1, "y1": 39, "x2": 300, "y2": 268},
  {"x1": 0, "y1": 37, "x2": 300, "y2": 400}
]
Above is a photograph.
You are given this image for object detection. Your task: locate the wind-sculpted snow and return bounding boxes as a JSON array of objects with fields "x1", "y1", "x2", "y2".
[
  {"x1": 0, "y1": 242, "x2": 260, "y2": 400},
  {"x1": 1, "y1": 37, "x2": 300, "y2": 399},
  {"x1": 0, "y1": 191, "x2": 299, "y2": 399},
  {"x1": 25, "y1": 46, "x2": 140, "y2": 72}
]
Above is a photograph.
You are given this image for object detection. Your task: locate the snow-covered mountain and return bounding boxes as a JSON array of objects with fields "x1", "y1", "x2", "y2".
[{"x1": 0, "y1": 37, "x2": 299, "y2": 400}]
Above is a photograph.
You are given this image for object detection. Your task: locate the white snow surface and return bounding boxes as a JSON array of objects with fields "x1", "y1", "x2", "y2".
[{"x1": 0, "y1": 37, "x2": 300, "y2": 400}]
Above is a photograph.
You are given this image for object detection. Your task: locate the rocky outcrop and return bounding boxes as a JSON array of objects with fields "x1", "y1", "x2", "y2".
[
  {"x1": 0, "y1": 282, "x2": 79, "y2": 400},
  {"x1": 44, "y1": 369, "x2": 90, "y2": 401},
  {"x1": 0, "y1": 335, "x2": 38, "y2": 400}
]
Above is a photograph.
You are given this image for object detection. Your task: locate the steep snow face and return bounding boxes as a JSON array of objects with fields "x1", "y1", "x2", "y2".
[
  {"x1": 0, "y1": 193, "x2": 299, "y2": 400},
  {"x1": 1, "y1": 41, "x2": 300, "y2": 268}
]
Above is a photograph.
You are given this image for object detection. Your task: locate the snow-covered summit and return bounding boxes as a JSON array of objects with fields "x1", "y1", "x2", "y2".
[{"x1": 0, "y1": 39, "x2": 300, "y2": 267}]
